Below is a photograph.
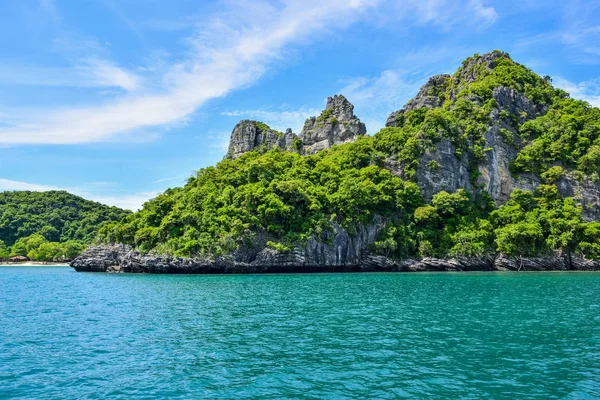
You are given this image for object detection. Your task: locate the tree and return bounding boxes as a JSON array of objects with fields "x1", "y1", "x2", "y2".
[{"x1": 0, "y1": 240, "x2": 9, "y2": 259}]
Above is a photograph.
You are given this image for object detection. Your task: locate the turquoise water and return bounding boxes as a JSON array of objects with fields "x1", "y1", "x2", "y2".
[{"x1": 1, "y1": 267, "x2": 599, "y2": 399}]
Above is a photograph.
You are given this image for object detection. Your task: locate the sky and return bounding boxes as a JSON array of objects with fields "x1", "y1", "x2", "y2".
[{"x1": 0, "y1": 0, "x2": 599, "y2": 210}]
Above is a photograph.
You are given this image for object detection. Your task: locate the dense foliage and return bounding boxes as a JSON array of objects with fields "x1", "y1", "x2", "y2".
[
  {"x1": 97, "y1": 51, "x2": 600, "y2": 261},
  {"x1": 0, "y1": 191, "x2": 130, "y2": 261},
  {"x1": 99, "y1": 140, "x2": 422, "y2": 256}
]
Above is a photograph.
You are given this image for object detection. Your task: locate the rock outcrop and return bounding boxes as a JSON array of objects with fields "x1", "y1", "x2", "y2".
[
  {"x1": 225, "y1": 121, "x2": 296, "y2": 160},
  {"x1": 224, "y1": 95, "x2": 366, "y2": 159},
  {"x1": 72, "y1": 243, "x2": 599, "y2": 273},
  {"x1": 72, "y1": 217, "x2": 387, "y2": 273},
  {"x1": 386, "y1": 74, "x2": 450, "y2": 128},
  {"x1": 298, "y1": 95, "x2": 366, "y2": 155}
]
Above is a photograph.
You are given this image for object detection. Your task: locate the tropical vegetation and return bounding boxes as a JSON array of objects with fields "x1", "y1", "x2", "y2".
[{"x1": 0, "y1": 191, "x2": 130, "y2": 261}]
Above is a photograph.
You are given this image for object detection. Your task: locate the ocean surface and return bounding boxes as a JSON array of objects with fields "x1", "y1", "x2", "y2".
[{"x1": 1, "y1": 267, "x2": 599, "y2": 399}]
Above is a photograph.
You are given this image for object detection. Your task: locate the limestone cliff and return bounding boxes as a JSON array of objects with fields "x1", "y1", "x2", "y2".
[
  {"x1": 224, "y1": 95, "x2": 366, "y2": 159},
  {"x1": 298, "y1": 95, "x2": 366, "y2": 155},
  {"x1": 384, "y1": 52, "x2": 600, "y2": 220},
  {"x1": 225, "y1": 121, "x2": 296, "y2": 160}
]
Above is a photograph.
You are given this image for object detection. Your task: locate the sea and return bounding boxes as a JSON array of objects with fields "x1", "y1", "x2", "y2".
[{"x1": 1, "y1": 266, "x2": 599, "y2": 399}]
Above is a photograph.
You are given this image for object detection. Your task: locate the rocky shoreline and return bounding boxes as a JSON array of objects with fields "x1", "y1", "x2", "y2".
[{"x1": 71, "y1": 244, "x2": 600, "y2": 274}]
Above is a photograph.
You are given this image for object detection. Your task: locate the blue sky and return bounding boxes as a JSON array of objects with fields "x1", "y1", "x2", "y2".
[{"x1": 0, "y1": 0, "x2": 599, "y2": 210}]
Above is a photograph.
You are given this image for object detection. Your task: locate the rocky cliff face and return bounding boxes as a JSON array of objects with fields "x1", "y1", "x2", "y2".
[
  {"x1": 73, "y1": 244, "x2": 599, "y2": 273},
  {"x1": 72, "y1": 216, "x2": 388, "y2": 273},
  {"x1": 383, "y1": 53, "x2": 600, "y2": 220},
  {"x1": 225, "y1": 121, "x2": 296, "y2": 160},
  {"x1": 298, "y1": 95, "x2": 366, "y2": 155},
  {"x1": 386, "y1": 74, "x2": 450, "y2": 128},
  {"x1": 224, "y1": 95, "x2": 366, "y2": 159}
]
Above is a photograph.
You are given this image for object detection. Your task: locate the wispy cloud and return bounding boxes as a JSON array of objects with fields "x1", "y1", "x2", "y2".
[
  {"x1": 0, "y1": 0, "x2": 379, "y2": 145},
  {"x1": 0, "y1": 0, "x2": 501, "y2": 146},
  {"x1": 0, "y1": 178, "x2": 156, "y2": 211},
  {"x1": 204, "y1": 131, "x2": 231, "y2": 154},
  {"x1": 381, "y1": 0, "x2": 497, "y2": 30},
  {"x1": 153, "y1": 177, "x2": 179, "y2": 184},
  {"x1": 0, "y1": 178, "x2": 59, "y2": 192},
  {"x1": 0, "y1": 58, "x2": 141, "y2": 91},
  {"x1": 514, "y1": 2, "x2": 600, "y2": 65}
]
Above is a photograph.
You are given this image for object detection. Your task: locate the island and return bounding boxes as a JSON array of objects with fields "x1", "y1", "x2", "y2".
[{"x1": 72, "y1": 51, "x2": 600, "y2": 273}]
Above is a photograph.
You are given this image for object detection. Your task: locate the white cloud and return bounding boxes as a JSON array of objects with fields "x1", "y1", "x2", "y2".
[
  {"x1": 0, "y1": 178, "x2": 156, "y2": 211},
  {"x1": 468, "y1": 0, "x2": 498, "y2": 27},
  {"x1": 0, "y1": 0, "x2": 379, "y2": 145},
  {"x1": 553, "y1": 77, "x2": 600, "y2": 108},
  {"x1": 514, "y1": 2, "x2": 600, "y2": 65},
  {"x1": 0, "y1": 179, "x2": 58, "y2": 192},
  {"x1": 153, "y1": 177, "x2": 179, "y2": 184},
  {"x1": 0, "y1": 58, "x2": 141, "y2": 91},
  {"x1": 80, "y1": 192, "x2": 157, "y2": 211},
  {"x1": 0, "y1": 0, "x2": 500, "y2": 146},
  {"x1": 221, "y1": 107, "x2": 320, "y2": 133}
]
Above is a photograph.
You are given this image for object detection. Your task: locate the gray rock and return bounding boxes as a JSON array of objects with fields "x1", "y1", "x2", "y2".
[
  {"x1": 72, "y1": 244, "x2": 600, "y2": 273},
  {"x1": 405, "y1": 74, "x2": 450, "y2": 112},
  {"x1": 224, "y1": 95, "x2": 366, "y2": 159},
  {"x1": 225, "y1": 121, "x2": 296, "y2": 160},
  {"x1": 418, "y1": 140, "x2": 474, "y2": 202},
  {"x1": 298, "y1": 95, "x2": 366, "y2": 155},
  {"x1": 383, "y1": 69, "x2": 600, "y2": 217},
  {"x1": 555, "y1": 175, "x2": 600, "y2": 221}
]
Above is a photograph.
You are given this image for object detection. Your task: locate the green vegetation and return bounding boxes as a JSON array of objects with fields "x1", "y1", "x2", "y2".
[
  {"x1": 0, "y1": 191, "x2": 130, "y2": 261},
  {"x1": 512, "y1": 98, "x2": 600, "y2": 176},
  {"x1": 316, "y1": 108, "x2": 334, "y2": 123},
  {"x1": 7, "y1": 233, "x2": 85, "y2": 262},
  {"x1": 98, "y1": 139, "x2": 422, "y2": 257},
  {"x1": 95, "y1": 51, "x2": 600, "y2": 261},
  {"x1": 253, "y1": 121, "x2": 283, "y2": 137}
]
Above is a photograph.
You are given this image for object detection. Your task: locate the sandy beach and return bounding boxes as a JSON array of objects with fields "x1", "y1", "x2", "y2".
[{"x1": 0, "y1": 262, "x2": 70, "y2": 266}]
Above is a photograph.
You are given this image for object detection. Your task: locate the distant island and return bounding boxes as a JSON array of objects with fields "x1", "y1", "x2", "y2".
[
  {"x1": 0, "y1": 191, "x2": 130, "y2": 264},
  {"x1": 40, "y1": 51, "x2": 600, "y2": 272}
]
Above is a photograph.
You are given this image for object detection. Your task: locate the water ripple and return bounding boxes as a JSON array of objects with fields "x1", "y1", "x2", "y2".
[{"x1": 1, "y1": 268, "x2": 599, "y2": 399}]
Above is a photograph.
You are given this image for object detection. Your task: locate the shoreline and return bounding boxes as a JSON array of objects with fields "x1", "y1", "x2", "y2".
[
  {"x1": 0, "y1": 262, "x2": 70, "y2": 266},
  {"x1": 71, "y1": 245, "x2": 600, "y2": 274}
]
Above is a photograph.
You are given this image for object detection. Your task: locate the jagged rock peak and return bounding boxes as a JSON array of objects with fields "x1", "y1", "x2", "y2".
[
  {"x1": 299, "y1": 95, "x2": 366, "y2": 155},
  {"x1": 225, "y1": 120, "x2": 295, "y2": 160},
  {"x1": 224, "y1": 95, "x2": 366, "y2": 159},
  {"x1": 325, "y1": 94, "x2": 355, "y2": 121},
  {"x1": 409, "y1": 74, "x2": 450, "y2": 110}
]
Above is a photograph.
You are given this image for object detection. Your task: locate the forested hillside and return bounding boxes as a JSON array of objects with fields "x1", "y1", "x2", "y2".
[{"x1": 0, "y1": 191, "x2": 130, "y2": 261}]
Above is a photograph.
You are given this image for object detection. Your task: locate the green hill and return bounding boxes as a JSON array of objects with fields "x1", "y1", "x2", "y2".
[{"x1": 0, "y1": 191, "x2": 130, "y2": 261}]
